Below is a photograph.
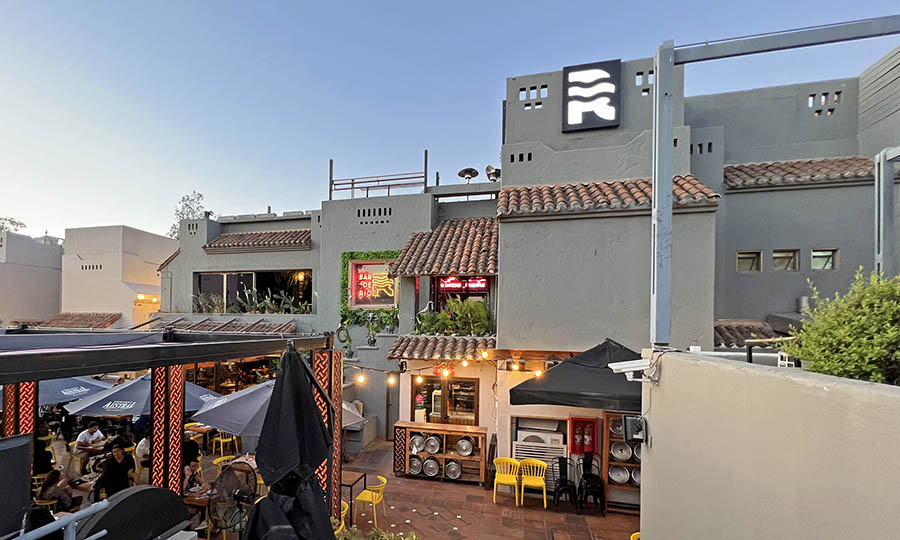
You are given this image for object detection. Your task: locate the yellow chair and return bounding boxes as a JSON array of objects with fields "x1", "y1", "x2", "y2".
[
  {"x1": 184, "y1": 422, "x2": 201, "y2": 429},
  {"x1": 32, "y1": 473, "x2": 50, "y2": 498},
  {"x1": 354, "y1": 475, "x2": 387, "y2": 528},
  {"x1": 334, "y1": 500, "x2": 349, "y2": 533},
  {"x1": 213, "y1": 455, "x2": 235, "y2": 477},
  {"x1": 33, "y1": 498, "x2": 57, "y2": 512},
  {"x1": 212, "y1": 431, "x2": 237, "y2": 456},
  {"x1": 631, "y1": 534, "x2": 640, "y2": 540},
  {"x1": 189, "y1": 432, "x2": 204, "y2": 445},
  {"x1": 492, "y1": 457, "x2": 520, "y2": 506},
  {"x1": 518, "y1": 458, "x2": 548, "y2": 508},
  {"x1": 37, "y1": 434, "x2": 54, "y2": 451}
]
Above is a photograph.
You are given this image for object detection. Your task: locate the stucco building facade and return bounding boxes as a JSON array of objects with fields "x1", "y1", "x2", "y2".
[{"x1": 0, "y1": 231, "x2": 62, "y2": 325}]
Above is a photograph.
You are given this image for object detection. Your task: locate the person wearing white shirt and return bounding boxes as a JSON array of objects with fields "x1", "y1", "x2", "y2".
[
  {"x1": 74, "y1": 421, "x2": 105, "y2": 457},
  {"x1": 136, "y1": 435, "x2": 151, "y2": 468}
]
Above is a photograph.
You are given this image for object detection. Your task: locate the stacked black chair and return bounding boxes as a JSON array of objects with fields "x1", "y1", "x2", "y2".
[
  {"x1": 577, "y1": 451, "x2": 606, "y2": 515},
  {"x1": 552, "y1": 456, "x2": 579, "y2": 512}
]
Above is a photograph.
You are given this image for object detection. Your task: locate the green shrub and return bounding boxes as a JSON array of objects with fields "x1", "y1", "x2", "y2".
[
  {"x1": 413, "y1": 296, "x2": 494, "y2": 336},
  {"x1": 781, "y1": 270, "x2": 900, "y2": 385}
]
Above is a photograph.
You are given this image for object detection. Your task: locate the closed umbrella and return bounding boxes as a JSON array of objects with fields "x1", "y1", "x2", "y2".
[
  {"x1": 64, "y1": 374, "x2": 221, "y2": 417},
  {"x1": 39, "y1": 376, "x2": 112, "y2": 406},
  {"x1": 192, "y1": 380, "x2": 275, "y2": 437}
]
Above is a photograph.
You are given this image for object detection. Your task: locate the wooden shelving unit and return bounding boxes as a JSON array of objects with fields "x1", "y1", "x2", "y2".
[
  {"x1": 602, "y1": 411, "x2": 642, "y2": 515},
  {"x1": 392, "y1": 421, "x2": 488, "y2": 486}
]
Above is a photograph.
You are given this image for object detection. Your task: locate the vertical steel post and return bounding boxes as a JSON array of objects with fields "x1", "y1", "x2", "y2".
[
  {"x1": 874, "y1": 150, "x2": 895, "y2": 276},
  {"x1": 328, "y1": 159, "x2": 334, "y2": 201},
  {"x1": 424, "y1": 149, "x2": 429, "y2": 190},
  {"x1": 651, "y1": 41, "x2": 675, "y2": 346}
]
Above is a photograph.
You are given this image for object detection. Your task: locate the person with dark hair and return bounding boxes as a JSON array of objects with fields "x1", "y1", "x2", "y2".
[
  {"x1": 75, "y1": 421, "x2": 105, "y2": 457},
  {"x1": 32, "y1": 431, "x2": 53, "y2": 475},
  {"x1": 183, "y1": 436, "x2": 201, "y2": 465},
  {"x1": 93, "y1": 443, "x2": 135, "y2": 499},
  {"x1": 39, "y1": 470, "x2": 83, "y2": 511},
  {"x1": 103, "y1": 426, "x2": 132, "y2": 452}
]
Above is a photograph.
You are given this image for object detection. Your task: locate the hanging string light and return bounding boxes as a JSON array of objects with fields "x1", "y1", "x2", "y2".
[
  {"x1": 461, "y1": 359, "x2": 469, "y2": 367},
  {"x1": 387, "y1": 375, "x2": 396, "y2": 385},
  {"x1": 356, "y1": 373, "x2": 366, "y2": 384},
  {"x1": 416, "y1": 375, "x2": 424, "y2": 384},
  {"x1": 535, "y1": 369, "x2": 543, "y2": 377}
]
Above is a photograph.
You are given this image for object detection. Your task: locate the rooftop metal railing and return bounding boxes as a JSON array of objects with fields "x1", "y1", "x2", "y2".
[
  {"x1": 329, "y1": 150, "x2": 428, "y2": 200},
  {"x1": 16, "y1": 500, "x2": 109, "y2": 540}
]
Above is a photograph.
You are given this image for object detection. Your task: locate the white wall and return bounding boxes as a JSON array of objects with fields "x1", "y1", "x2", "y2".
[
  {"x1": 640, "y1": 352, "x2": 900, "y2": 540},
  {"x1": 0, "y1": 232, "x2": 62, "y2": 324}
]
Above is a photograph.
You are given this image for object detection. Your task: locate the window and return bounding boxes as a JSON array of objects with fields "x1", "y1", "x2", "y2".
[
  {"x1": 529, "y1": 86, "x2": 537, "y2": 99},
  {"x1": 225, "y1": 273, "x2": 254, "y2": 307},
  {"x1": 256, "y1": 270, "x2": 313, "y2": 305},
  {"x1": 772, "y1": 250, "x2": 799, "y2": 271},
  {"x1": 736, "y1": 251, "x2": 762, "y2": 272},
  {"x1": 349, "y1": 260, "x2": 397, "y2": 308},
  {"x1": 534, "y1": 101, "x2": 543, "y2": 109},
  {"x1": 518, "y1": 88, "x2": 526, "y2": 101},
  {"x1": 540, "y1": 84, "x2": 548, "y2": 98},
  {"x1": 811, "y1": 249, "x2": 838, "y2": 270},
  {"x1": 523, "y1": 102, "x2": 531, "y2": 110},
  {"x1": 412, "y1": 376, "x2": 478, "y2": 426},
  {"x1": 635, "y1": 72, "x2": 643, "y2": 86}
]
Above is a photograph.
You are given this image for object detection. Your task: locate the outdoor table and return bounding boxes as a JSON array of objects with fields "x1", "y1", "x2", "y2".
[
  {"x1": 340, "y1": 470, "x2": 367, "y2": 526},
  {"x1": 184, "y1": 424, "x2": 216, "y2": 453},
  {"x1": 183, "y1": 488, "x2": 210, "y2": 532}
]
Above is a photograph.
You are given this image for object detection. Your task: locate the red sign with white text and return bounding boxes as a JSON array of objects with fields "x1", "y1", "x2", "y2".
[{"x1": 439, "y1": 276, "x2": 488, "y2": 292}]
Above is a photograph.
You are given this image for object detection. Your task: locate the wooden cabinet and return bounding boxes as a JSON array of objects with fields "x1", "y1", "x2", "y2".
[
  {"x1": 602, "y1": 411, "x2": 641, "y2": 514},
  {"x1": 392, "y1": 421, "x2": 487, "y2": 486}
]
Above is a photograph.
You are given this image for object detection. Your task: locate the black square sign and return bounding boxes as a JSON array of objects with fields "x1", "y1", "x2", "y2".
[{"x1": 562, "y1": 59, "x2": 622, "y2": 132}]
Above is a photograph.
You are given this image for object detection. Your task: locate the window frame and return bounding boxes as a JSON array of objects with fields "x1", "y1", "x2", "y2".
[
  {"x1": 811, "y1": 249, "x2": 839, "y2": 271},
  {"x1": 410, "y1": 375, "x2": 479, "y2": 426},
  {"x1": 736, "y1": 250, "x2": 763, "y2": 273},
  {"x1": 772, "y1": 249, "x2": 800, "y2": 272}
]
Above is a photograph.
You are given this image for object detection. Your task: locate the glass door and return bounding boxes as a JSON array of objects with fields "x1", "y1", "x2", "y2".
[{"x1": 411, "y1": 376, "x2": 478, "y2": 426}]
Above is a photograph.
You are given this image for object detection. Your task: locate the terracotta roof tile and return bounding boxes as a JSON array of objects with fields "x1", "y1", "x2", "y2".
[
  {"x1": 387, "y1": 335, "x2": 496, "y2": 362},
  {"x1": 203, "y1": 229, "x2": 311, "y2": 252},
  {"x1": 714, "y1": 319, "x2": 777, "y2": 348},
  {"x1": 722, "y1": 156, "x2": 896, "y2": 189},
  {"x1": 148, "y1": 316, "x2": 296, "y2": 334},
  {"x1": 41, "y1": 312, "x2": 121, "y2": 329},
  {"x1": 497, "y1": 176, "x2": 718, "y2": 217},
  {"x1": 390, "y1": 218, "x2": 497, "y2": 277},
  {"x1": 158, "y1": 249, "x2": 180, "y2": 271}
]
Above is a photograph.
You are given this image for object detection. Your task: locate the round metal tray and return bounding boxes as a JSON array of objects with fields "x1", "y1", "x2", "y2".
[
  {"x1": 608, "y1": 465, "x2": 630, "y2": 484},
  {"x1": 408, "y1": 455, "x2": 423, "y2": 475},
  {"x1": 423, "y1": 458, "x2": 441, "y2": 477},
  {"x1": 610, "y1": 441, "x2": 633, "y2": 462},
  {"x1": 424, "y1": 435, "x2": 442, "y2": 454}
]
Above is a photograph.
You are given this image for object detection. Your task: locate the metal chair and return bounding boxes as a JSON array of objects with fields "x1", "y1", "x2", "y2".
[
  {"x1": 578, "y1": 452, "x2": 605, "y2": 515},
  {"x1": 552, "y1": 456, "x2": 579, "y2": 512},
  {"x1": 492, "y1": 457, "x2": 520, "y2": 506}
]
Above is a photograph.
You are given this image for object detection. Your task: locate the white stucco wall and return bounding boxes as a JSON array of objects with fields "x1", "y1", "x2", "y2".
[
  {"x1": 640, "y1": 352, "x2": 900, "y2": 540},
  {"x1": 0, "y1": 231, "x2": 62, "y2": 324}
]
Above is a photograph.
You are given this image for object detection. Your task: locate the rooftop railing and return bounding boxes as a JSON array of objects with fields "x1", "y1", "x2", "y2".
[{"x1": 329, "y1": 150, "x2": 428, "y2": 200}]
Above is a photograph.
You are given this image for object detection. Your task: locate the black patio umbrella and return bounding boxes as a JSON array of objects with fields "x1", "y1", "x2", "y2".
[
  {"x1": 243, "y1": 346, "x2": 335, "y2": 540},
  {"x1": 509, "y1": 338, "x2": 642, "y2": 411}
]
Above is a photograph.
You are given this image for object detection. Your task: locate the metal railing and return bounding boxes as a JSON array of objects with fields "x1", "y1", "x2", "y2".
[
  {"x1": 329, "y1": 150, "x2": 428, "y2": 200},
  {"x1": 16, "y1": 500, "x2": 109, "y2": 540}
]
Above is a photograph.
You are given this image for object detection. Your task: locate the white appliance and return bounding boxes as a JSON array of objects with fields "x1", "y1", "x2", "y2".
[
  {"x1": 512, "y1": 441, "x2": 568, "y2": 491},
  {"x1": 517, "y1": 429, "x2": 564, "y2": 445},
  {"x1": 431, "y1": 389, "x2": 442, "y2": 414}
]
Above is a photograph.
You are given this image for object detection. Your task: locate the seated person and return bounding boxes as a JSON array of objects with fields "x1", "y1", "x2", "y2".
[
  {"x1": 136, "y1": 434, "x2": 151, "y2": 470},
  {"x1": 103, "y1": 426, "x2": 132, "y2": 453},
  {"x1": 183, "y1": 457, "x2": 203, "y2": 492},
  {"x1": 38, "y1": 470, "x2": 83, "y2": 512},
  {"x1": 93, "y1": 443, "x2": 135, "y2": 499},
  {"x1": 32, "y1": 432, "x2": 53, "y2": 475},
  {"x1": 74, "y1": 421, "x2": 105, "y2": 457}
]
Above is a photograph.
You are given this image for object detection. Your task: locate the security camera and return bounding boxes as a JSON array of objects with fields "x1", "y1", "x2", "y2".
[{"x1": 608, "y1": 359, "x2": 651, "y2": 374}]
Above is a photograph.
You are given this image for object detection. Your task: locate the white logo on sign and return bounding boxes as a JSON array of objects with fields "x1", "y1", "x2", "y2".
[
  {"x1": 199, "y1": 393, "x2": 217, "y2": 402},
  {"x1": 102, "y1": 400, "x2": 136, "y2": 411},
  {"x1": 567, "y1": 68, "x2": 617, "y2": 124},
  {"x1": 60, "y1": 386, "x2": 90, "y2": 396}
]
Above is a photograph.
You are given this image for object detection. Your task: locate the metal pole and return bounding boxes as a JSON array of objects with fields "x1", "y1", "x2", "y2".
[
  {"x1": 650, "y1": 40, "x2": 675, "y2": 346},
  {"x1": 328, "y1": 159, "x2": 334, "y2": 201},
  {"x1": 423, "y1": 149, "x2": 429, "y2": 190}
]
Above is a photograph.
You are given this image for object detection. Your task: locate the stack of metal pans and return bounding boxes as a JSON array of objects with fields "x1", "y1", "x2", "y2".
[
  {"x1": 408, "y1": 455, "x2": 423, "y2": 475},
  {"x1": 410, "y1": 433, "x2": 426, "y2": 453},
  {"x1": 610, "y1": 441, "x2": 633, "y2": 462},
  {"x1": 631, "y1": 467, "x2": 641, "y2": 486},
  {"x1": 423, "y1": 457, "x2": 441, "y2": 477},
  {"x1": 456, "y1": 437, "x2": 474, "y2": 456},
  {"x1": 445, "y1": 459, "x2": 462, "y2": 479},
  {"x1": 424, "y1": 435, "x2": 442, "y2": 454},
  {"x1": 608, "y1": 465, "x2": 630, "y2": 485}
]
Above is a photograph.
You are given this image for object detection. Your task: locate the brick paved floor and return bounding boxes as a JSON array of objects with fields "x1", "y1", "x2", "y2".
[{"x1": 342, "y1": 441, "x2": 639, "y2": 540}]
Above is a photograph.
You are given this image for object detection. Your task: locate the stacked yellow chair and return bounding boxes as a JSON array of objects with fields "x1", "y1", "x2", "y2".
[
  {"x1": 334, "y1": 500, "x2": 349, "y2": 533},
  {"x1": 518, "y1": 458, "x2": 548, "y2": 508},
  {"x1": 213, "y1": 455, "x2": 235, "y2": 477},
  {"x1": 32, "y1": 473, "x2": 50, "y2": 498},
  {"x1": 492, "y1": 457, "x2": 520, "y2": 505},
  {"x1": 354, "y1": 475, "x2": 387, "y2": 528}
]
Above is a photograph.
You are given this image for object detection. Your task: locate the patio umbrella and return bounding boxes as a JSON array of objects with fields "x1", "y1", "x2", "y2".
[
  {"x1": 191, "y1": 380, "x2": 275, "y2": 437},
  {"x1": 39, "y1": 376, "x2": 112, "y2": 406},
  {"x1": 244, "y1": 347, "x2": 335, "y2": 540},
  {"x1": 64, "y1": 374, "x2": 221, "y2": 417}
]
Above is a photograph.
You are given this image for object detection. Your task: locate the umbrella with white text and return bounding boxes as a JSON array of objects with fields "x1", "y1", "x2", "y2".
[{"x1": 64, "y1": 374, "x2": 221, "y2": 417}]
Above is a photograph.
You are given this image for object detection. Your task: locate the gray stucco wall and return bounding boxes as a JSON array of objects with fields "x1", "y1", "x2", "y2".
[
  {"x1": 685, "y1": 78, "x2": 859, "y2": 164},
  {"x1": 0, "y1": 232, "x2": 62, "y2": 325},
  {"x1": 641, "y1": 352, "x2": 900, "y2": 540},
  {"x1": 715, "y1": 183, "x2": 898, "y2": 320},
  {"x1": 858, "y1": 44, "x2": 900, "y2": 157},
  {"x1": 496, "y1": 209, "x2": 716, "y2": 352}
]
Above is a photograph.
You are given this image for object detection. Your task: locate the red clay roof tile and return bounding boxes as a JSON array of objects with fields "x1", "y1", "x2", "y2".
[
  {"x1": 387, "y1": 335, "x2": 496, "y2": 362},
  {"x1": 390, "y1": 218, "x2": 497, "y2": 277}
]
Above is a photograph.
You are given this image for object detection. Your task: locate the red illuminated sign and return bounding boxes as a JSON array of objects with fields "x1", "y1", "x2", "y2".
[
  {"x1": 439, "y1": 276, "x2": 488, "y2": 292},
  {"x1": 350, "y1": 261, "x2": 396, "y2": 308}
]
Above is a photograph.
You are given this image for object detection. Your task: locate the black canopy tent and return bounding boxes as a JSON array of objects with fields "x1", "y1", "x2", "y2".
[{"x1": 509, "y1": 339, "x2": 642, "y2": 411}]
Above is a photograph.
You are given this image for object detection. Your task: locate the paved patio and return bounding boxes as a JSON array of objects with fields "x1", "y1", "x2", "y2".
[{"x1": 342, "y1": 441, "x2": 639, "y2": 540}]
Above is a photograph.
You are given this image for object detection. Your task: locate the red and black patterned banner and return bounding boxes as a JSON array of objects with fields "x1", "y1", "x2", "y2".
[
  {"x1": 2, "y1": 382, "x2": 37, "y2": 437},
  {"x1": 150, "y1": 365, "x2": 185, "y2": 494},
  {"x1": 312, "y1": 349, "x2": 343, "y2": 518},
  {"x1": 167, "y1": 365, "x2": 185, "y2": 493}
]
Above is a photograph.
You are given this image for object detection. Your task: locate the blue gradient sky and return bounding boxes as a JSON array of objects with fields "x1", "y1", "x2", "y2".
[{"x1": 1, "y1": 2, "x2": 898, "y2": 238}]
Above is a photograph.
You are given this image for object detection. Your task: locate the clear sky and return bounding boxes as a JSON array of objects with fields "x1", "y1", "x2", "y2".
[{"x1": 1, "y1": 2, "x2": 898, "y2": 238}]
